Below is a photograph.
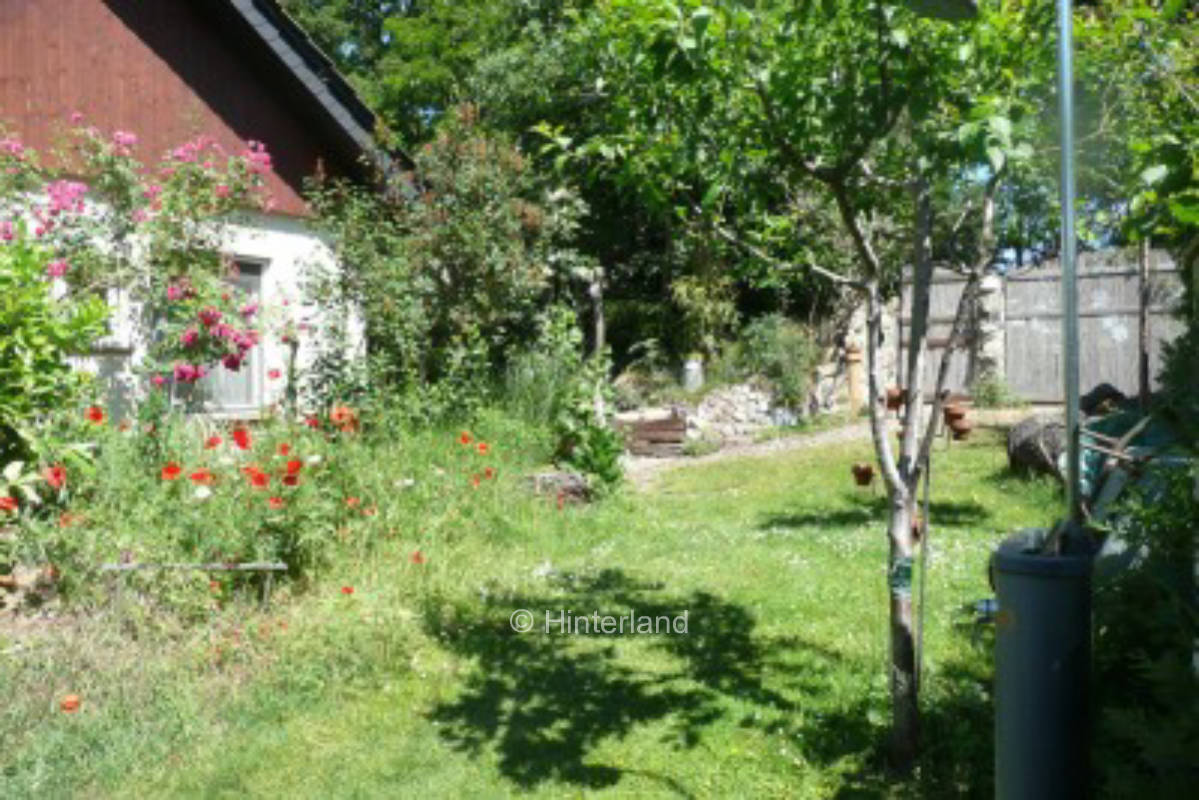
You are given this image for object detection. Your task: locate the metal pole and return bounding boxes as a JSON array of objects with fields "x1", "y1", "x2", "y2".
[{"x1": 1057, "y1": 0, "x2": 1081, "y2": 526}]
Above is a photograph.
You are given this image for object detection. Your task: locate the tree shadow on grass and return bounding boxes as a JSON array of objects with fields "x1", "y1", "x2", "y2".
[
  {"x1": 423, "y1": 567, "x2": 997, "y2": 797},
  {"x1": 758, "y1": 492, "x2": 993, "y2": 533}
]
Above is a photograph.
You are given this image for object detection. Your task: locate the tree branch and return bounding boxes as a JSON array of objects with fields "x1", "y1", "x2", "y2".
[{"x1": 700, "y1": 210, "x2": 866, "y2": 290}]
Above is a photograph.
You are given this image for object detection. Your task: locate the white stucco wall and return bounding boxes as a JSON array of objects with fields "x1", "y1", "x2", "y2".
[{"x1": 73, "y1": 211, "x2": 363, "y2": 421}]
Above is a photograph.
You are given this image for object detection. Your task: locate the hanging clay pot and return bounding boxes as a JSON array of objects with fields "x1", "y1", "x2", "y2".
[
  {"x1": 851, "y1": 462, "x2": 875, "y2": 487},
  {"x1": 949, "y1": 418, "x2": 974, "y2": 441},
  {"x1": 943, "y1": 404, "x2": 967, "y2": 424}
]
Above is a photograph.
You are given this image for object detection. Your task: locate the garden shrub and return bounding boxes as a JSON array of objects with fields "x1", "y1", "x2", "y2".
[
  {"x1": 735, "y1": 313, "x2": 818, "y2": 409},
  {"x1": 971, "y1": 373, "x2": 1024, "y2": 409},
  {"x1": 1093, "y1": 463, "x2": 1199, "y2": 797},
  {"x1": 503, "y1": 305, "x2": 584, "y2": 425},
  {"x1": 305, "y1": 105, "x2": 594, "y2": 420},
  {"x1": 553, "y1": 354, "x2": 624, "y2": 491},
  {"x1": 0, "y1": 237, "x2": 108, "y2": 461}
]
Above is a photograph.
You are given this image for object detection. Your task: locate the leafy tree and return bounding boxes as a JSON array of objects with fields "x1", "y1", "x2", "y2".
[{"x1": 538, "y1": 0, "x2": 1057, "y2": 766}]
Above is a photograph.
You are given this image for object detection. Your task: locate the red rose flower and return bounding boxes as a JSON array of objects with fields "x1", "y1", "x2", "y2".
[
  {"x1": 85, "y1": 405, "x2": 105, "y2": 424},
  {"x1": 232, "y1": 428, "x2": 251, "y2": 450},
  {"x1": 161, "y1": 462, "x2": 183, "y2": 481},
  {"x1": 204, "y1": 435, "x2": 223, "y2": 449},
  {"x1": 43, "y1": 464, "x2": 67, "y2": 490}
]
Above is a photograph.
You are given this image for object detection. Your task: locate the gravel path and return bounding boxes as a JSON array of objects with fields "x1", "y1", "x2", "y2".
[
  {"x1": 624, "y1": 422, "x2": 873, "y2": 489},
  {"x1": 623, "y1": 406, "x2": 1040, "y2": 490}
]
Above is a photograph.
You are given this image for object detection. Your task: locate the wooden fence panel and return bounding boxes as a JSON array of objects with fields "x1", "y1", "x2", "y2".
[{"x1": 898, "y1": 250, "x2": 1186, "y2": 403}]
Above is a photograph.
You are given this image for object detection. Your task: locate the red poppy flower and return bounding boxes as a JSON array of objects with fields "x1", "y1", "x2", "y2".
[
  {"x1": 118, "y1": 419, "x2": 132, "y2": 432},
  {"x1": 476, "y1": 442, "x2": 489, "y2": 455},
  {"x1": 277, "y1": 443, "x2": 291, "y2": 456},
  {"x1": 345, "y1": 496, "x2": 361, "y2": 508},
  {"x1": 60, "y1": 695, "x2": 81, "y2": 713},
  {"x1": 210, "y1": 580, "x2": 221, "y2": 593},
  {"x1": 161, "y1": 462, "x2": 183, "y2": 481},
  {"x1": 268, "y1": 368, "x2": 282, "y2": 380},
  {"x1": 471, "y1": 474, "x2": 481, "y2": 489},
  {"x1": 362, "y1": 506, "x2": 377, "y2": 517},
  {"x1": 556, "y1": 491, "x2": 565, "y2": 511},
  {"x1": 410, "y1": 550, "x2": 425, "y2": 565},
  {"x1": 232, "y1": 428, "x2": 251, "y2": 450},
  {"x1": 249, "y1": 470, "x2": 269, "y2": 489},
  {"x1": 282, "y1": 474, "x2": 300, "y2": 487},
  {"x1": 484, "y1": 467, "x2": 495, "y2": 480},
  {"x1": 85, "y1": 405, "x2": 105, "y2": 424},
  {"x1": 268, "y1": 496, "x2": 285, "y2": 509},
  {"x1": 305, "y1": 416, "x2": 320, "y2": 429},
  {"x1": 58, "y1": 511, "x2": 80, "y2": 527},
  {"x1": 340, "y1": 585, "x2": 354, "y2": 595},
  {"x1": 285, "y1": 459, "x2": 302, "y2": 475},
  {"x1": 43, "y1": 464, "x2": 67, "y2": 490},
  {"x1": 0, "y1": 496, "x2": 17, "y2": 513},
  {"x1": 204, "y1": 435, "x2": 223, "y2": 449},
  {"x1": 189, "y1": 469, "x2": 214, "y2": 485},
  {"x1": 458, "y1": 431, "x2": 472, "y2": 445}
]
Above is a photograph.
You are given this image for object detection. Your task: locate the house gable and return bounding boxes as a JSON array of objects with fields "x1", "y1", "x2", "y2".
[{"x1": 0, "y1": 0, "x2": 379, "y2": 215}]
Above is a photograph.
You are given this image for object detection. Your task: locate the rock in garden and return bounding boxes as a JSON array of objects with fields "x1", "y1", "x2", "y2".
[
  {"x1": 527, "y1": 471, "x2": 591, "y2": 503},
  {"x1": 1007, "y1": 415, "x2": 1067, "y2": 479}
]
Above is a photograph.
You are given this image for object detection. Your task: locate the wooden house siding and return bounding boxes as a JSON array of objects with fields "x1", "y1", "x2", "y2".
[{"x1": 0, "y1": 0, "x2": 365, "y2": 215}]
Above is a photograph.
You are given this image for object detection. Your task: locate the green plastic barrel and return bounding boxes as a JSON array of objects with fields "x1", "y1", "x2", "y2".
[{"x1": 992, "y1": 529, "x2": 1092, "y2": 800}]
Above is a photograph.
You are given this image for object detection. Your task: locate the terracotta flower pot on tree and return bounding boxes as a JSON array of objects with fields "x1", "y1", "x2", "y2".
[
  {"x1": 949, "y1": 417, "x2": 974, "y2": 440},
  {"x1": 851, "y1": 462, "x2": 875, "y2": 487}
]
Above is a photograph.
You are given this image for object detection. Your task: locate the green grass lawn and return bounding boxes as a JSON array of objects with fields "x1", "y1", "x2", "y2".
[{"x1": 2, "y1": 427, "x2": 1059, "y2": 799}]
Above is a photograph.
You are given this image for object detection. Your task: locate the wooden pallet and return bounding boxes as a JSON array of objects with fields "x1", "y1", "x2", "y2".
[{"x1": 615, "y1": 411, "x2": 688, "y2": 457}]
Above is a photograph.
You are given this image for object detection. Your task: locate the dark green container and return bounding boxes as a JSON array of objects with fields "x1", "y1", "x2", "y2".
[{"x1": 992, "y1": 529, "x2": 1092, "y2": 800}]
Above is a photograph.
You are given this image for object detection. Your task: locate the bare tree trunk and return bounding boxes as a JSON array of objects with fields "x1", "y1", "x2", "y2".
[{"x1": 887, "y1": 494, "x2": 919, "y2": 768}]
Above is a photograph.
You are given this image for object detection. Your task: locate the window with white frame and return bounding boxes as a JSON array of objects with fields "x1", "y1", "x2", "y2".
[{"x1": 197, "y1": 260, "x2": 265, "y2": 415}]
